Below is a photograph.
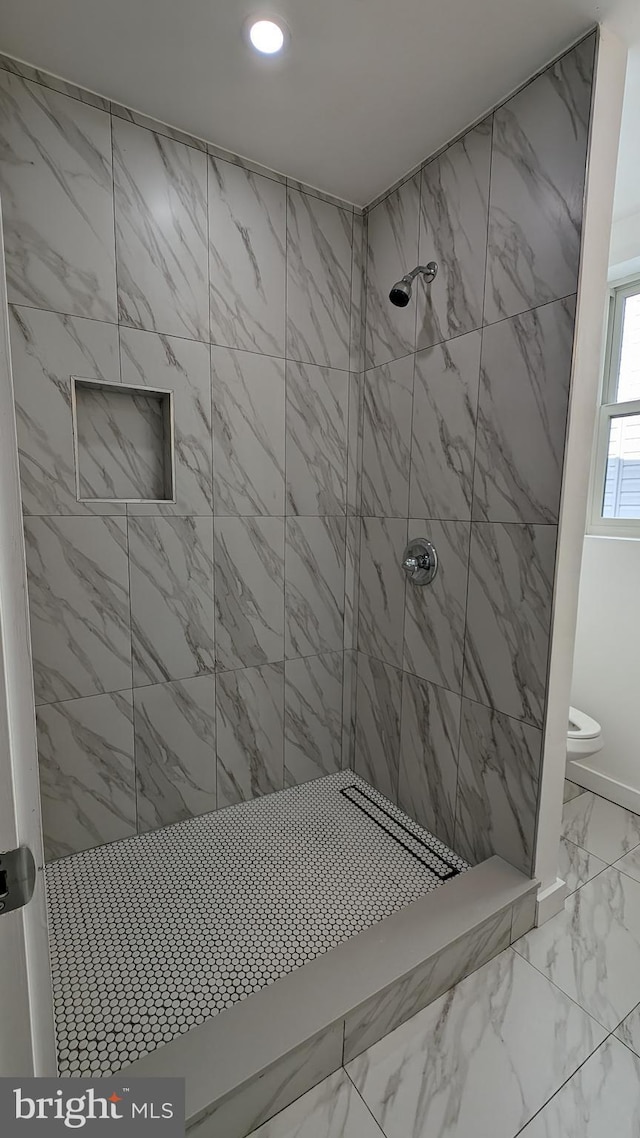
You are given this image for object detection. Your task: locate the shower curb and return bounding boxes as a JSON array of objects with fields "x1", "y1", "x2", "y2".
[{"x1": 124, "y1": 856, "x2": 537, "y2": 1137}]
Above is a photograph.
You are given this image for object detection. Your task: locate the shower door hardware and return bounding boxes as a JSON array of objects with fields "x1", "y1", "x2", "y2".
[
  {"x1": 401, "y1": 537, "x2": 438, "y2": 586},
  {"x1": 0, "y1": 846, "x2": 36, "y2": 915}
]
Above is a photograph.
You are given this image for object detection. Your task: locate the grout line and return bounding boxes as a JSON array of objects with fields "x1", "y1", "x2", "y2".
[
  {"x1": 510, "y1": 1028, "x2": 616, "y2": 1137},
  {"x1": 342, "y1": 1066, "x2": 387, "y2": 1136}
]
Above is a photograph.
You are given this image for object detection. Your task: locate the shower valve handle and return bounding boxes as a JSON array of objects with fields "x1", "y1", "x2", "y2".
[{"x1": 401, "y1": 538, "x2": 438, "y2": 586}]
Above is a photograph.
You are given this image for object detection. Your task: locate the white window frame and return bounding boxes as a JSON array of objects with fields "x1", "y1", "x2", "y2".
[{"x1": 588, "y1": 276, "x2": 640, "y2": 538}]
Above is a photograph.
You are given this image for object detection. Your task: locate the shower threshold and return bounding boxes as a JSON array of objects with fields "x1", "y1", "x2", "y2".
[{"x1": 45, "y1": 770, "x2": 468, "y2": 1078}]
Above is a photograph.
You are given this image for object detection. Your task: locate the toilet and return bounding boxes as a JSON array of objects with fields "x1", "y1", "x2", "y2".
[{"x1": 567, "y1": 706, "x2": 603, "y2": 761}]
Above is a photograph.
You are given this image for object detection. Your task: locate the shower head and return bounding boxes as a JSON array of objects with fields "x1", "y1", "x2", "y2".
[{"x1": 389, "y1": 262, "x2": 438, "y2": 307}]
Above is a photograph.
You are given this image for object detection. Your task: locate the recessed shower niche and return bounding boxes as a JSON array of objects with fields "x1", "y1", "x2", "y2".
[{"x1": 71, "y1": 377, "x2": 175, "y2": 503}]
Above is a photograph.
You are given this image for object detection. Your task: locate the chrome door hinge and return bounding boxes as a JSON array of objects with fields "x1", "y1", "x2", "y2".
[{"x1": 0, "y1": 846, "x2": 36, "y2": 914}]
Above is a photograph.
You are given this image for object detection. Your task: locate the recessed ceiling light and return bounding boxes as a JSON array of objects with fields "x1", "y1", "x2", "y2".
[{"x1": 248, "y1": 18, "x2": 286, "y2": 55}]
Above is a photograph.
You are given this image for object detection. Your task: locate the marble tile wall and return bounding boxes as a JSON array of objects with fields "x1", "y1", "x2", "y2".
[
  {"x1": 355, "y1": 32, "x2": 597, "y2": 876},
  {"x1": 0, "y1": 57, "x2": 364, "y2": 858}
]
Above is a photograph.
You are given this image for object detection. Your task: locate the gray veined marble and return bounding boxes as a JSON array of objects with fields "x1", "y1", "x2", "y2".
[
  {"x1": 349, "y1": 213, "x2": 367, "y2": 374},
  {"x1": 286, "y1": 188, "x2": 353, "y2": 371},
  {"x1": 515, "y1": 866, "x2": 640, "y2": 1031},
  {"x1": 214, "y1": 516, "x2": 285, "y2": 671},
  {"x1": 284, "y1": 652, "x2": 343, "y2": 787},
  {"x1": 216, "y1": 662, "x2": 284, "y2": 808},
  {"x1": 409, "y1": 330, "x2": 481, "y2": 521},
  {"x1": 354, "y1": 652, "x2": 402, "y2": 802},
  {"x1": 454, "y1": 699, "x2": 542, "y2": 874},
  {"x1": 110, "y1": 101, "x2": 207, "y2": 152},
  {"x1": 208, "y1": 157, "x2": 286, "y2": 356},
  {"x1": 24, "y1": 516, "x2": 132, "y2": 706},
  {"x1": 8, "y1": 305, "x2": 122, "y2": 516},
  {"x1": 559, "y1": 837, "x2": 607, "y2": 896},
  {"x1": 358, "y1": 517, "x2": 407, "y2": 670},
  {"x1": 119, "y1": 327, "x2": 213, "y2": 518},
  {"x1": 128, "y1": 516, "x2": 215, "y2": 686},
  {"x1": 403, "y1": 519, "x2": 470, "y2": 693},
  {"x1": 347, "y1": 947, "x2": 606, "y2": 1138},
  {"x1": 74, "y1": 382, "x2": 168, "y2": 502},
  {"x1": 365, "y1": 175, "x2": 420, "y2": 368},
  {"x1": 343, "y1": 513, "x2": 361, "y2": 651},
  {"x1": 615, "y1": 1001, "x2": 640, "y2": 1059},
  {"x1": 246, "y1": 1068, "x2": 383, "y2": 1138},
  {"x1": 285, "y1": 516, "x2": 346, "y2": 659},
  {"x1": 484, "y1": 34, "x2": 596, "y2": 324},
  {"x1": 416, "y1": 119, "x2": 492, "y2": 351},
  {"x1": 473, "y1": 296, "x2": 576, "y2": 524},
  {"x1": 0, "y1": 70, "x2": 117, "y2": 320},
  {"x1": 561, "y1": 790, "x2": 640, "y2": 865},
  {"x1": 113, "y1": 116, "x2": 209, "y2": 341},
  {"x1": 285, "y1": 361, "x2": 349, "y2": 516},
  {"x1": 361, "y1": 355, "x2": 414, "y2": 518},
  {"x1": 341, "y1": 648, "x2": 358, "y2": 770},
  {"x1": 346, "y1": 371, "x2": 364, "y2": 517},
  {"x1": 212, "y1": 345, "x2": 285, "y2": 516},
  {"x1": 398, "y1": 671, "x2": 461, "y2": 846},
  {"x1": 134, "y1": 675, "x2": 216, "y2": 832},
  {"x1": 0, "y1": 53, "x2": 111, "y2": 112},
  {"x1": 462, "y1": 521, "x2": 557, "y2": 726},
  {"x1": 37, "y1": 690, "x2": 136, "y2": 860}
]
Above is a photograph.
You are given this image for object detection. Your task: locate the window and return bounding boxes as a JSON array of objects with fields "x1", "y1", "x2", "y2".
[{"x1": 589, "y1": 279, "x2": 640, "y2": 537}]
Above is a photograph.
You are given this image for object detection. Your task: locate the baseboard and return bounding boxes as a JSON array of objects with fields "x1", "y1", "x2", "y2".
[
  {"x1": 567, "y1": 759, "x2": 640, "y2": 817},
  {"x1": 535, "y1": 877, "x2": 569, "y2": 925}
]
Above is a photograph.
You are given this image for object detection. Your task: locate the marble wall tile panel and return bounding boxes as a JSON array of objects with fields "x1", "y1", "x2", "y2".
[
  {"x1": 74, "y1": 382, "x2": 167, "y2": 502},
  {"x1": 361, "y1": 355, "x2": 414, "y2": 518},
  {"x1": 0, "y1": 53, "x2": 110, "y2": 111},
  {"x1": 398, "y1": 672, "x2": 461, "y2": 846},
  {"x1": 346, "y1": 371, "x2": 364, "y2": 517},
  {"x1": 212, "y1": 345, "x2": 285, "y2": 516},
  {"x1": 285, "y1": 516, "x2": 346, "y2": 659},
  {"x1": 462, "y1": 522, "x2": 557, "y2": 726},
  {"x1": 286, "y1": 188, "x2": 353, "y2": 371},
  {"x1": 416, "y1": 120, "x2": 492, "y2": 350},
  {"x1": 341, "y1": 648, "x2": 358, "y2": 771},
  {"x1": 113, "y1": 116, "x2": 208, "y2": 341},
  {"x1": 134, "y1": 675, "x2": 216, "y2": 832},
  {"x1": 357, "y1": 517, "x2": 407, "y2": 669},
  {"x1": 24, "y1": 515, "x2": 131, "y2": 705},
  {"x1": 110, "y1": 101, "x2": 207, "y2": 152},
  {"x1": 216, "y1": 662, "x2": 284, "y2": 807},
  {"x1": 0, "y1": 70, "x2": 116, "y2": 319},
  {"x1": 354, "y1": 652, "x2": 402, "y2": 802},
  {"x1": 285, "y1": 361, "x2": 349, "y2": 516},
  {"x1": 208, "y1": 157, "x2": 286, "y2": 356},
  {"x1": 349, "y1": 213, "x2": 367, "y2": 373},
  {"x1": 37, "y1": 690, "x2": 135, "y2": 860},
  {"x1": 214, "y1": 517, "x2": 285, "y2": 670},
  {"x1": 403, "y1": 519, "x2": 470, "y2": 693},
  {"x1": 284, "y1": 652, "x2": 343, "y2": 787},
  {"x1": 365, "y1": 174, "x2": 420, "y2": 368}
]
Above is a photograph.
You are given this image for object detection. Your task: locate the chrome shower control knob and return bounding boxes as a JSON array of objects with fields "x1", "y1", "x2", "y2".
[{"x1": 401, "y1": 538, "x2": 438, "y2": 586}]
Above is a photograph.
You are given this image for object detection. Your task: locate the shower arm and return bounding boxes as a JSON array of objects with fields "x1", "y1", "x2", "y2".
[{"x1": 402, "y1": 262, "x2": 438, "y2": 285}]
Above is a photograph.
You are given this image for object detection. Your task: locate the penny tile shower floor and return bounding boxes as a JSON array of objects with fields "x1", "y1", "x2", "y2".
[{"x1": 45, "y1": 770, "x2": 468, "y2": 1077}]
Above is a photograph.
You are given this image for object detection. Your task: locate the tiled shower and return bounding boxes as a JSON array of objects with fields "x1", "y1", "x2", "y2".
[{"x1": 0, "y1": 27, "x2": 596, "y2": 1083}]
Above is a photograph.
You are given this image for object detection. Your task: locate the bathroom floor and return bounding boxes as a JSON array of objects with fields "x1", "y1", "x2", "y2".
[
  {"x1": 45, "y1": 770, "x2": 467, "y2": 1077},
  {"x1": 248, "y1": 782, "x2": 640, "y2": 1138}
]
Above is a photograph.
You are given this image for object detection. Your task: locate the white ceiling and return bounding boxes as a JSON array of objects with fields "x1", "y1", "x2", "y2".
[{"x1": 1, "y1": 0, "x2": 640, "y2": 206}]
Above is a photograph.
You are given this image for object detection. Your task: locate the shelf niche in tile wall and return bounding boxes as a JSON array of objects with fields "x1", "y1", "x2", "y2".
[{"x1": 71, "y1": 377, "x2": 176, "y2": 504}]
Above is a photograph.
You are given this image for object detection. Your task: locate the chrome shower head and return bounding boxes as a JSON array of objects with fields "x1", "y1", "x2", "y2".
[{"x1": 389, "y1": 262, "x2": 438, "y2": 307}]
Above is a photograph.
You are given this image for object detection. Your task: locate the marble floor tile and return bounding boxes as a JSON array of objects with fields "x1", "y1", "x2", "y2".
[
  {"x1": 416, "y1": 119, "x2": 491, "y2": 351},
  {"x1": 216, "y1": 662, "x2": 284, "y2": 808},
  {"x1": 484, "y1": 35, "x2": 595, "y2": 325},
  {"x1": 398, "y1": 671, "x2": 460, "y2": 846},
  {"x1": 559, "y1": 837, "x2": 607, "y2": 896},
  {"x1": 286, "y1": 188, "x2": 353, "y2": 371},
  {"x1": 134, "y1": 676, "x2": 216, "y2": 832},
  {"x1": 212, "y1": 345, "x2": 285, "y2": 516},
  {"x1": 403, "y1": 519, "x2": 469, "y2": 693},
  {"x1": 365, "y1": 175, "x2": 420, "y2": 368},
  {"x1": 247, "y1": 1069, "x2": 383, "y2": 1138},
  {"x1": 564, "y1": 780, "x2": 585, "y2": 803},
  {"x1": 0, "y1": 70, "x2": 117, "y2": 320},
  {"x1": 615, "y1": 846, "x2": 640, "y2": 885},
  {"x1": 472, "y1": 297, "x2": 576, "y2": 524},
  {"x1": 208, "y1": 157, "x2": 286, "y2": 356},
  {"x1": 462, "y1": 522, "x2": 557, "y2": 727},
  {"x1": 515, "y1": 866, "x2": 640, "y2": 1030},
  {"x1": 120, "y1": 327, "x2": 213, "y2": 517},
  {"x1": 113, "y1": 116, "x2": 209, "y2": 341},
  {"x1": 286, "y1": 361, "x2": 349, "y2": 516},
  {"x1": 354, "y1": 652, "x2": 402, "y2": 802},
  {"x1": 614, "y1": 1001, "x2": 640, "y2": 1058},
  {"x1": 37, "y1": 690, "x2": 136, "y2": 860},
  {"x1": 129, "y1": 516, "x2": 215, "y2": 686},
  {"x1": 24, "y1": 516, "x2": 132, "y2": 705},
  {"x1": 285, "y1": 516, "x2": 346, "y2": 659},
  {"x1": 357, "y1": 517, "x2": 407, "y2": 670},
  {"x1": 347, "y1": 947, "x2": 605, "y2": 1138},
  {"x1": 409, "y1": 331, "x2": 481, "y2": 522},
  {"x1": 284, "y1": 653, "x2": 343, "y2": 787},
  {"x1": 518, "y1": 1035, "x2": 640, "y2": 1138},
  {"x1": 562, "y1": 791, "x2": 640, "y2": 864},
  {"x1": 361, "y1": 356, "x2": 414, "y2": 518},
  {"x1": 214, "y1": 516, "x2": 285, "y2": 671},
  {"x1": 9, "y1": 305, "x2": 121, "y2": 516}
]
